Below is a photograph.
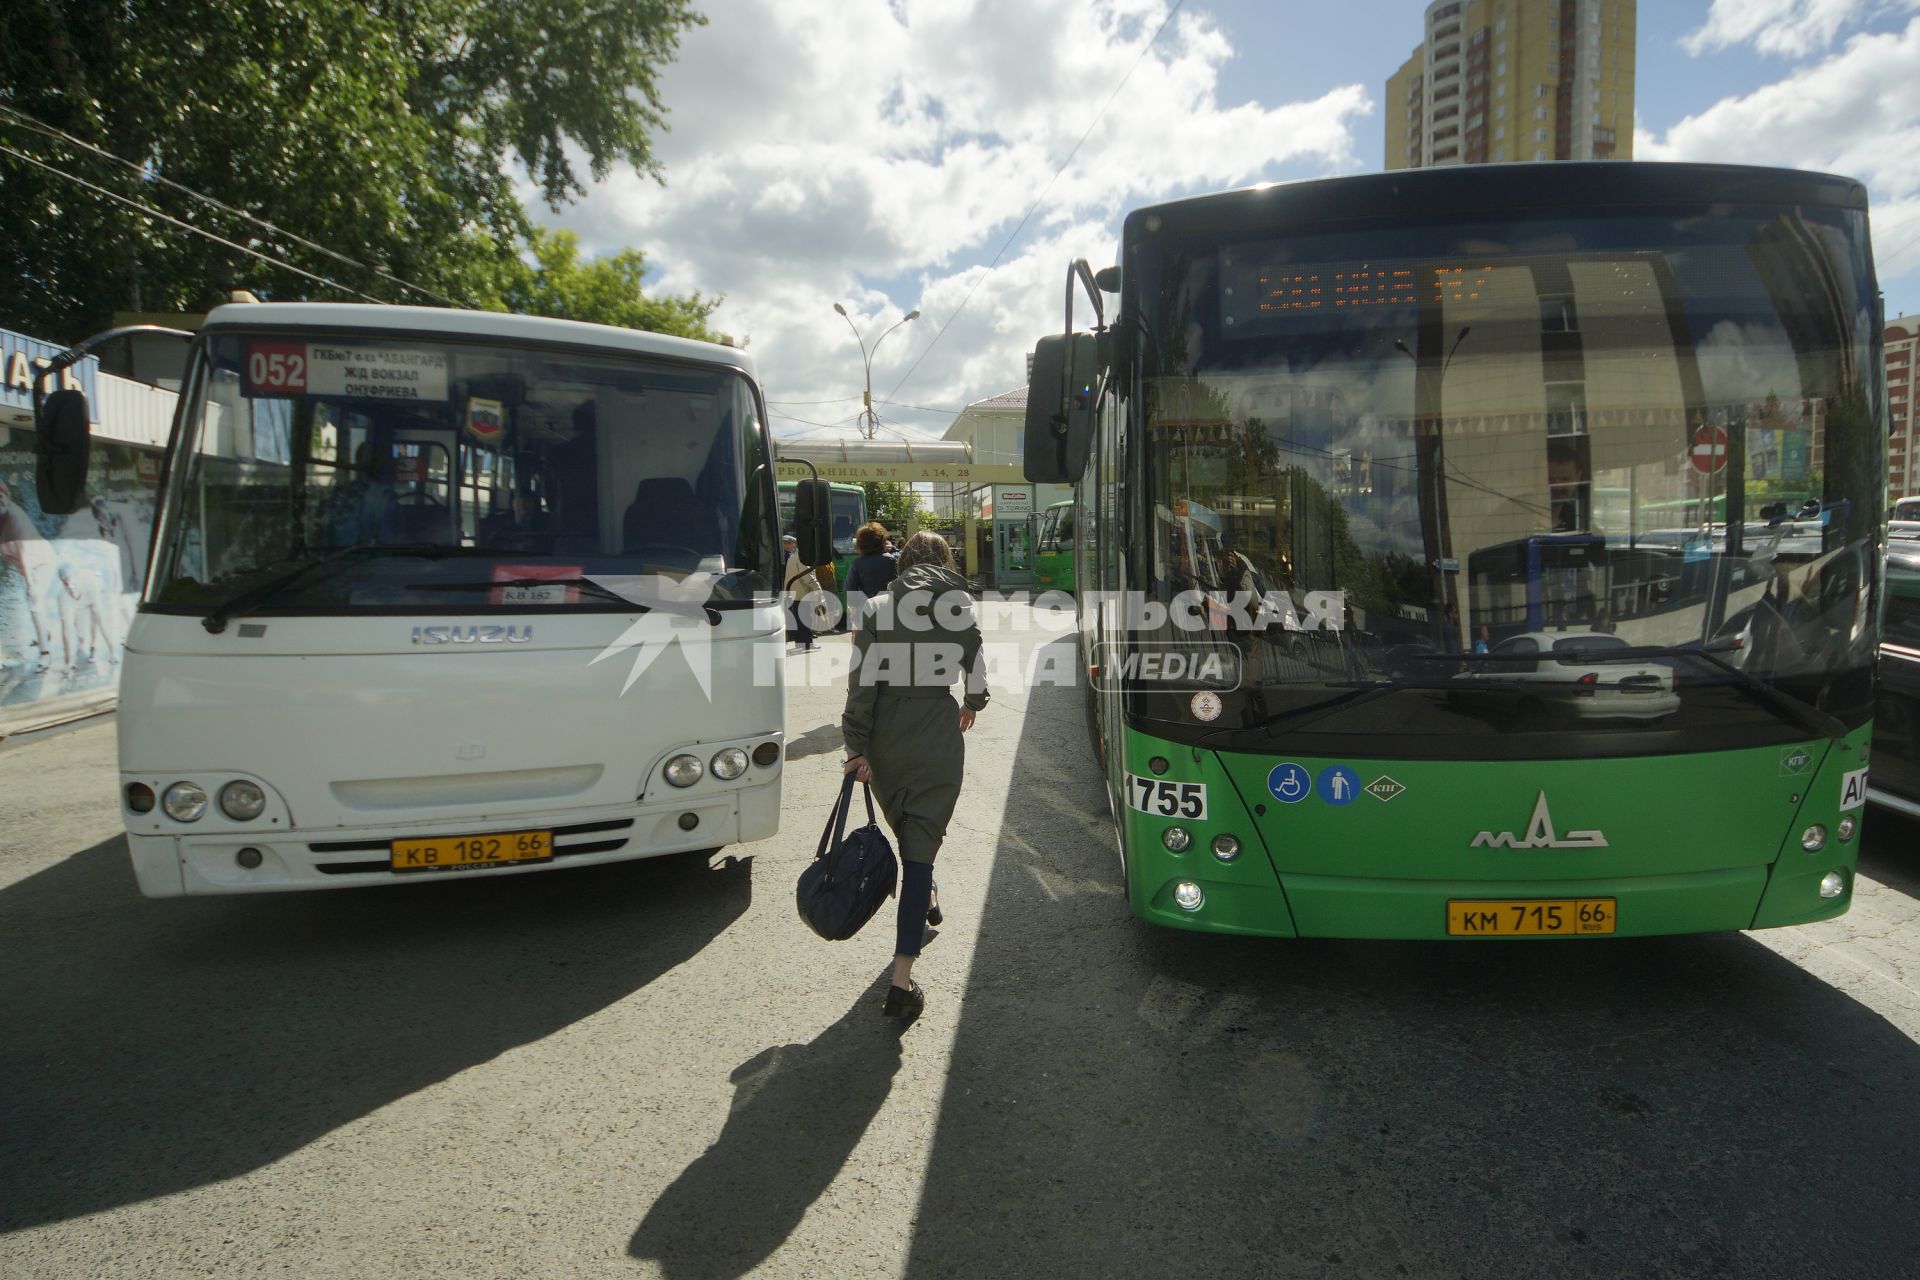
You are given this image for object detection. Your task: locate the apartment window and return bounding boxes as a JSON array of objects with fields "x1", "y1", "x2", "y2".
[
  {"x1": 1535, "y1": 105, "x2": 1548, "y2": 120},
  {"x1": 1546, "y1": 61, "x2": 1558, "y2": 75},
  {"x1": 1497, "y1": 17, "x2": 1507, "y2": 33},
  {"x1": 1540, "y1": 295, "x2": 1579, "y2": 333},
  {"x1": 1545, "y1": 382, "x2": 1588, "y2": 436},
  {"x1": 1536, "y1": 83, "x2": 1548, "y2": 98},
  {"x1": 1497, "y1": 82, "x2": 1507, "y2": 96},
  {"x1": 1497, "y1": 61, "x2": 1507, "y2": 76},
  {"x1": 1495, "y1": 125, "x2": 1506, "y2": 139},
  {"x1": 1533, "y1": 148, "x2": 1547, "y2": 160},
  {"x1": 1496, "y1": 40, "x2": 1507, "y2": 54}
]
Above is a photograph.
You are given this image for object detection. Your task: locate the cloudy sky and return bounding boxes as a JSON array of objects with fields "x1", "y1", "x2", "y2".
[{"x1": 538, "y1": 0, "x2": 1920, "y2": 444}]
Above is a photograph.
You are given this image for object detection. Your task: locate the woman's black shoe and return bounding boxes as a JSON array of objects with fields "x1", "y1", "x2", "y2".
[
  {"x1": 926, "y1": 879, "x2": 943, "y2": 926},
  {"x1": 882, "y1": 980, "x2": 924, "y2": 1020}
]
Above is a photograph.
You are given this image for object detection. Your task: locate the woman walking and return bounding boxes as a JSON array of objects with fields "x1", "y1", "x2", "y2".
[
  {"x1": 840, "y1": 531, "x2": 988, "y2": 1019},
  {"x1": 842, "y1": 522, "x2": 896, "y2": 634}
]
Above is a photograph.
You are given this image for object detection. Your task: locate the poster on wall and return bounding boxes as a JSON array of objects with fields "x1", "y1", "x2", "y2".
[{"x1": 0, "y1": 440, "x2": 159, "y2": 715}]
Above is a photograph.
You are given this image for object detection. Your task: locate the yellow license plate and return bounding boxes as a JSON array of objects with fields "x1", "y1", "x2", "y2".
[
  {"x1": 1447, "y1": 898, "x2": 1616, "y2": 936},
  {"x1": 390, "y1": 830, "x2": 553, "y2": 873}
]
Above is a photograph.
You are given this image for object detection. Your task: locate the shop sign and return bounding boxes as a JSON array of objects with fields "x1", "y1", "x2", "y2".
[{"x1": 1, "y1": 328, "x2": 99, "y2": 421}]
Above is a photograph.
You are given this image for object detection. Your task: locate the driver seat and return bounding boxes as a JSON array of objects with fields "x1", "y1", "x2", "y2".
[{"x1": 623, "y1": 478, "x2": 717, "y2": 555}]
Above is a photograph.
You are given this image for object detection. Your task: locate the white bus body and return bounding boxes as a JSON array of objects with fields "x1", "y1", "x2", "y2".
[{"x1": 119, "y1": 304, "x2": 786, "y2": 896}]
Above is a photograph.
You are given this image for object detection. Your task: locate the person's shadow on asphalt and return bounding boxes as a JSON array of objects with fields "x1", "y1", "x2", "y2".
[{"x1": 629, "y1": 979, "x2": 907, "y2": 1279}]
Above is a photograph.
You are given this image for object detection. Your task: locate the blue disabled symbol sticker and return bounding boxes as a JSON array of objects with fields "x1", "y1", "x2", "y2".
[
  {"x1": 1317, "y1": 765, "x2": 1360, "y2": 806},
  {"x1": 1267, "y1": 762, "x2": 1311, "y2": 804}
]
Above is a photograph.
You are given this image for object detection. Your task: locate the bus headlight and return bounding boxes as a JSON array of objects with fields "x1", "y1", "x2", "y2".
[
  {"x1": 1819, "y1": 870, "x2": 1846, "y2": 899},
  {"x1": 1162, "y1": 826, "x2": 1192, "y2": 853},
  {"x1": 125, "y1": 782, "x2": 156, "y2": 814},
  {"x1": 1210, "y1": 834, "x2": 1242, "y2": 862},
  {"x1": 710, "y1": 747, "x2": 749, "y2": 781},
  {"x1": 1172, "y1": 881, "x2": 1205, "y2": 911},
  {"x1": 1801, "y1": 824, "x2": 1827, "y2": 853},
  {"x1": 663, "y1": 754, "x2": 704, "y2": 788},
  {"x1": 219, "y1": 779, "x2": 268, "y2": 821},
  {"x1": 1837, "y1": 815, "x2": 1857, "y2": 842},
  {"x1": 162, "y1": 782, "x2": 208, "y2": 823}
]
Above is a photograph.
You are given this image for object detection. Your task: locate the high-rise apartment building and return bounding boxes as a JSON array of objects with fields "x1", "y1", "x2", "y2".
[
  {"x1": 1386, "y1": 0, "x2": 1635, "y2": 169},
  {"x1": 1888, "y1": 315, "x2": 1918, "y2": 504}
]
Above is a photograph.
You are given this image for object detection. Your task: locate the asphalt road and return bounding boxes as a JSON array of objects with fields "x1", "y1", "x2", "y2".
[{"x1": 3, "y1": 608, "x2": 1920, "y2": 1279}]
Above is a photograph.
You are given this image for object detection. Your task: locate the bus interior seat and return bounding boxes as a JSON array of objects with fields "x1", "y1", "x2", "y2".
[{"x1": 623, "y1": 478, "x2": 720, "y2": 555}]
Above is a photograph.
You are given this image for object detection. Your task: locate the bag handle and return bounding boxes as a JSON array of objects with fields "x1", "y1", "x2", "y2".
[
  {"x1": 815, "y1": 771, "x2": 856, "y2": 860},
  {"x1": 813, "y1": 772, "x2": 880, "y2": 861}
]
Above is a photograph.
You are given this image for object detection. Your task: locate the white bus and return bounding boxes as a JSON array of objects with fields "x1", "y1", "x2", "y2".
[{"x1": 37, "y1": 303, "x2": 808, "y2": 896}]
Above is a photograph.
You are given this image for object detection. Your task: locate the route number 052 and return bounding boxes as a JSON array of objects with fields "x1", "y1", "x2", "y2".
[
  {"x1": 1125, "y1": 774, "x2": 1207, "y2": 820},
  {"x1": 244, "y1": 342, "x2": 308, "y2": 394}
]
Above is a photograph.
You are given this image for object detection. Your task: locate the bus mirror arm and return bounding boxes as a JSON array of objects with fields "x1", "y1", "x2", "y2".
[{"x1": 33, "y1": 325, "x2": 194, "y2": 514}]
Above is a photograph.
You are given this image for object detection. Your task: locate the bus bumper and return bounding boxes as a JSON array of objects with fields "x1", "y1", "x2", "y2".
[{"x1": 126, "y1": 777, "x2": 782, "y2": 897}]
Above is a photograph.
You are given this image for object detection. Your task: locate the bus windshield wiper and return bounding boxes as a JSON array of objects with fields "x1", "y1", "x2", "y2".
[
  {"x1": 203, "y1": 544, "x2": 503, "y2": 634},
  {"x1": 1243, "y1": 675, "x2": 1454, "y2": 736},
  {"x1": 403, "y1": 577, "x2": 724, "y2": 624}
]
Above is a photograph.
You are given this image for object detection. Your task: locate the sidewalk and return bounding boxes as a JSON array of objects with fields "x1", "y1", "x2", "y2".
[{"x1": 0, "y1": 685, "x2": 116, "y2": 741}]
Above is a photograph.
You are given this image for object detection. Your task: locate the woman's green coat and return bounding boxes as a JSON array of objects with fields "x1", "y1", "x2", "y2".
[{"x1": 840, "y1": 564, "x2": 989, "y2": 865}]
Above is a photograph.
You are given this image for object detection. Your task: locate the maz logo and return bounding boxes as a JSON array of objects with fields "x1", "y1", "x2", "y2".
[
  {"x1": 411, "y1": 625, "x2": 534, "y2": 645},
  {"x1": 1470, "y1": 792, "x2": 1609, "y2": 849}
]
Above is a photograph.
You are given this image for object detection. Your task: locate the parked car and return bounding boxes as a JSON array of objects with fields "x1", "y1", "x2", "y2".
[
  {"x1": 1451, "y1": 629, "x2": 1679, "y2": 723},
  {"x1": 1871, "y1": 534, "x2": 1920, "y2": 817}
]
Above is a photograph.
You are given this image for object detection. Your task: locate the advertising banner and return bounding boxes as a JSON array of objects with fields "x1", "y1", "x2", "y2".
[{"x1": 0, "y1": 439, "x2": 158, "y2": 718}]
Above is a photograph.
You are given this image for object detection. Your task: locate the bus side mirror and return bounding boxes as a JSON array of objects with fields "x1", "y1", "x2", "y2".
[
  {"x1": 791, "y1": 478, "x2": 835, "y2": 566},
  {"x1": 35, "y1": 388, "x2": 93, "y2": 515},
  {"x1": 1023, "y1": 332, "x2": 1095, "y2": 484}
]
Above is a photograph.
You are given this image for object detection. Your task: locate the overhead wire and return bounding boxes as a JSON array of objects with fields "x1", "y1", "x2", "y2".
[
  {"x1": 0, "y1": 142, "x2": 387, "y2": 303},
  {"x1": 880, "y1": 0, "x2": 1187, "y2": 403},
  {"x1": 0, "y1": 104, "x2": 457, "y2": 306}
]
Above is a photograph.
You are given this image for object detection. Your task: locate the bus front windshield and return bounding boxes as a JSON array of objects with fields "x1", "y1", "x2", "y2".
[
  {"x1": 149, "y1": 334, "x2": 776, "y2": 615},
  {"x1": 1130, "y1": 203, "x2": 1882, "y2": 750}
]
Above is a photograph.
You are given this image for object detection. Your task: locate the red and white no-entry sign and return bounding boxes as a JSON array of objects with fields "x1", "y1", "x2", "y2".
[{"x1": 1689, "y1": 424, "x2": 1729, "y2": 475}]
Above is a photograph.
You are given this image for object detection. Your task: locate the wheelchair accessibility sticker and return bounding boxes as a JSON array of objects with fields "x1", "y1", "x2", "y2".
[{"x1": 1267, "y1": 763, "x2": 1311, "y2": 805}]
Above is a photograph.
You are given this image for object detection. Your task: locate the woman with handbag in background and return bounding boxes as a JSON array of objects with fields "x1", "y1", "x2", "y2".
[{"x1": 841, "y1": 531, "x2": 988, "y2": 1020}]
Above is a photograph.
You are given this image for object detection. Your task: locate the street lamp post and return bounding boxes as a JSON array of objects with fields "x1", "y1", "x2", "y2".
[{"x1": 833, "y1": 302, "x2": 920, "y2": 439}]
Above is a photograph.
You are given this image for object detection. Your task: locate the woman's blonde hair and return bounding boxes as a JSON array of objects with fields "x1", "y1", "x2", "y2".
[{"x1": 895, "y1": 530, "x2": 954, "y2": 573}]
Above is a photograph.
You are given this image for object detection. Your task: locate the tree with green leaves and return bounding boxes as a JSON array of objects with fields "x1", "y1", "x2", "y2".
[
  {"x1": 863, "y1": 481, "x2": 928, "y2": 536},
  {"x1": 0, "y1": 0, "x2": 707, "y2": 341},
  {"x1": 495, "y1": 228, "x2": 718, "y2": 340}
]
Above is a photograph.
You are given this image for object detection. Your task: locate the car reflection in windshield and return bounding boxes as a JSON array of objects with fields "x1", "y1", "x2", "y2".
[{"x1": 1449, "y1": 630, "x2": 1679, "y2": 726}]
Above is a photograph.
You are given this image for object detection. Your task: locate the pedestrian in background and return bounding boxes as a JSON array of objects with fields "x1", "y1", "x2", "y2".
[
  {"x1": 843, "y1": 522, "x2": 896, "y2": 634},
  {"x1": 841, "y1": 531, "x2": 988, "y2": 1019},
  {"x1": 782, "y1": 534, "x2": 819, "y2": 651}
]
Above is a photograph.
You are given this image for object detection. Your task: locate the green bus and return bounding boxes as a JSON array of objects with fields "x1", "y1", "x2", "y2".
[
  {"x1": 1033, "y1": 498, "x2": 1076, "y2": 593},
  {"x1": 777, "y1": 480, "x2": 865, "y2": 611},
  {"x1": 1025, "y1": 162, "x2": 1883, "y2": 939}
]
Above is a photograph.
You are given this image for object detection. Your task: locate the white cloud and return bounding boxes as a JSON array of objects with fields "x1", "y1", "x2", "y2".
[
  {"x1": 539, "y1": 0, "x2": 1371, "y2": 439},
  {"x1": 1682, "y1": 0, "x2": 1895, "y2": 58},
  {"x1": 1641, "y1": 18, "x2": 1920, "y2": 276}
]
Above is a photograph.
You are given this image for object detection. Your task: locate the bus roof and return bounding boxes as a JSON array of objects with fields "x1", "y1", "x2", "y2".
[
  {"x1": 197, "y1": 302, "x2": 758, "y2": 378},
  {"x1": 1126, "y1": 162, "x2": 1865, "y2": 237}
]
